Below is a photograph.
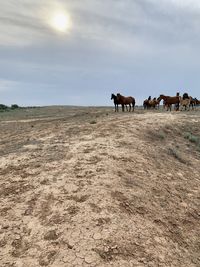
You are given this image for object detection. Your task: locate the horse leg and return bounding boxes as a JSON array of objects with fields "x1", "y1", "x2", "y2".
[
  {"x1": 122, "y1": 104, "x2": 125, "y2": 112},
  {"x1": 132, "y1": 103, "x2": 134, "y2": 112},
  {"x1": 126, "y1": 105, "x2": 128, "y2": 111}
]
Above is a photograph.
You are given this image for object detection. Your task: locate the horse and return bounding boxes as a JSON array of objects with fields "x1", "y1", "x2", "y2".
[
  {"x1": 151, "y1": 98, "x2": 161, "y2": 109},
  {"x1": 143, "y1": 96, "x2": 152, "y2": 109},
  {"x1": 183, "y1": 93, "x2": 189, "y2": 99},
  {"x1": 143, "y1": 97, "x2": 160, "y2": 109},
  {"x1": 182, "y1": 93, "x2": 196, "y2": 110},
  {"x1": 195, "y1": 99, "x2": 200, "y2": 105},
  {"x1": 111, "y1": 93, "x2": 120, "y2": 112},
  {"x1": 157, "y1": 94, "x2": 180, "y2": 111},
  {"x1": 179, "y1": 96, "x2": 191, "y2": 111},
  {"x1": 116, "y1": 93, "x2": 135, "y2": 112},
  {"x1": 189, "y1": 97, "x2": 199, "y2": 109},
  {"x1": 143, "y1": 99, "x2": 149, "y2": 109},
  {"x1": 111, "y1": 93, "x2": 128, "y2": 112},
  {"x1": 143, "y1": 96, "x2": 151, "y2": 109}
]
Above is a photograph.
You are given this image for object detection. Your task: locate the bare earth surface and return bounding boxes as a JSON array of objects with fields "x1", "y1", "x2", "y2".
[{"x1": 0, "y1": 106, "x2": 200, "y2": 267}]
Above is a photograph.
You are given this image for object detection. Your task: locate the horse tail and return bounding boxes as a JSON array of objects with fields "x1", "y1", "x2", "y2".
[{"x1": 132, "y1": 98, "x2": 135, "y2": 111}]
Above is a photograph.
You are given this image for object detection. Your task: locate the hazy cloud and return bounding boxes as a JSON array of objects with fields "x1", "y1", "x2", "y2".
[{"x1": 0, "y1": 0, "x2": 200, "y2": 105}]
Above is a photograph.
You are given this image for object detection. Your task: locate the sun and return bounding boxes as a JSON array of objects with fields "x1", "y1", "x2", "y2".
[{"x1": 51, "y1": 13, "x2": 70, "y2": 32}]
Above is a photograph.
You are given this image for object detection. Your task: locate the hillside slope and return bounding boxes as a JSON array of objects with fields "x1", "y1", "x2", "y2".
[{"x1": 0, "y1": 107, "x2": 200, "y2": 267}]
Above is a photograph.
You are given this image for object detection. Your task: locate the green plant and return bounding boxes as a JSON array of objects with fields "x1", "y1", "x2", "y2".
[
  {"x1": 90, "y1": 120, "x2": 97, "y2": 124},
  {"x1": 184, "y1": 132, "x2": 199, "y2": 144},
  {"x1": 157, "y1": 131, "x2": 165, "y2": 140},
  {"x1": 0, "y1": 104, "x2": 8, "y2": 110},
  {"x1": 11, "y1": 104, "x2": 19, "y2": 109}
]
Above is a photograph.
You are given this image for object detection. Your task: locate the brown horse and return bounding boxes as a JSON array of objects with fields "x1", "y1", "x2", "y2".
[
  {"x1": 111, "y1": 93, "x2": 128, "y2": 112},
  {"x1": 150, "y1": 98, "x2": 161, "y2": 109},
  {"x1": 143, "y1": 99, "x2": 149, "y2": 109},
  {"x1": 189, "y1": 97, "x2": 200, "y2": 109},
  {"x1": 179, "y1": 96, "x2": 191, "y2": 111},
  {"x1": 111, "y1": 93, "x2": 120, "y2": 112},
  {"x1": 157, "y1": 94, "x2": 180, "y2": 111},
  {"x1": 116, "y1": 93, "x2": 135, "y2": 112},
  {"x1": 196, "y1": 99, "x2": 200, "y2": 105},
  {"x1": 144, "y1": 97, "x2": 160, "y2": 109}
]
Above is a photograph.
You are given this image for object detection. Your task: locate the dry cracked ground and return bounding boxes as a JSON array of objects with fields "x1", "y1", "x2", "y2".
[{"x1": 0, "y1": 106, "x2": 200, "y2": 267}]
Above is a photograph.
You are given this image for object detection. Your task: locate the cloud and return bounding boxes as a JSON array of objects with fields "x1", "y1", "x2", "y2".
[
  {"x1": 0, "y1": 1, "x2": 200, "y2": 105},
  {"x1": 1, "y1": 0, "x2": 200, "y2": 48}
]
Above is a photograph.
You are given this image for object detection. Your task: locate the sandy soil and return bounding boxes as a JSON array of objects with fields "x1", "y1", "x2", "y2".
[{"x1": 0, "y1": 106, "x2": 200, "y2": 267}]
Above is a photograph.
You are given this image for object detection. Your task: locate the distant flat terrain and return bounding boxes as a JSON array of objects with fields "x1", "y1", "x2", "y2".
[{"x1": 0, "y1": 106, "x2": 200, "y2": 267}]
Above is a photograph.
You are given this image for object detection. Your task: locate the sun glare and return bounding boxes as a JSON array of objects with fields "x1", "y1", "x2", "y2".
[{"x1": 51, "y1": 13, "x2": 70, "y2": 32}]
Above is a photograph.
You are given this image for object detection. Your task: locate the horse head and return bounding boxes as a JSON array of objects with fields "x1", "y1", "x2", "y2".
[
  {"x1": 111, "y1": 93, "x2": 116, "y2": 100},
  {"x1": 157, "y1": 95, "x2": 164, "y2": 102},
  {"x1": 183, "y1": 93, "x2": 189, "y2": 99},
  {"x1": 157, "y1": 97, "x2": 162, "y2": 103}
]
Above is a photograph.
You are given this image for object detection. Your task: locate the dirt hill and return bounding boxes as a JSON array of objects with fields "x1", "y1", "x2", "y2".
[{"x1": 0, "y1": 107, "x2": 199, "y2": 267}]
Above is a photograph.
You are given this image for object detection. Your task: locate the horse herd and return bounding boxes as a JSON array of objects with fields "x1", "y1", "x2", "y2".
[{"x1": 111, "y1": 93, "x2": 200, "y2": 112}]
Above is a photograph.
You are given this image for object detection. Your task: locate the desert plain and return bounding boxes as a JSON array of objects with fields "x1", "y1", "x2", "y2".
[{"x1": 0, "y1": 106, "x2": 200, "y2": 267}]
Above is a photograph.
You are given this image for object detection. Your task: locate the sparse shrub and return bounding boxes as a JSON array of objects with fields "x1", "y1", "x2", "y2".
[
  {"x1": 0, "y1": 104, "x2": 8, "y2": 111},
  {"x1": 149, "y1": 130, "x2": 165, "y2": 141},
  {"x1": 11, "y1": 104, "x2": 19, "y2": 109},
  {"x1": 90, "y1": 120, "x2": 97, "y2": 124},
  {"x1": 157, "y1": 131, "x2": 165, "y2": 140},
  {"x1": 168, "y1": 147, "x2": 187, "y2": 164},
  {"x1": 184, "y1": 132, "x2": 199, "y2": 144},
  {"x1": 184, "y1": 132, "x2": 190, "y2": 139}
]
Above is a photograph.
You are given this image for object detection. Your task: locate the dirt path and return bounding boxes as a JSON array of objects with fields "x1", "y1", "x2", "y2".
[{"x1": 0, "y1": 107, "x2": 200, "y2": 267}]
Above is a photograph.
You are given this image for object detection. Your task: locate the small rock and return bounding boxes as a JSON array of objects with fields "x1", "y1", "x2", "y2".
[
  {"x1": 44, "y1": 230, "x2": 58, "y2": 241},
  {"x1": 93, "y1": 233, "x2": 102, "y2": 240},
  {"x1": 85, "y1": 254, "x2": 96, "y2": 264},
  {"x1": 2, "y1": 225, "x2": 9, "y2": 229}
]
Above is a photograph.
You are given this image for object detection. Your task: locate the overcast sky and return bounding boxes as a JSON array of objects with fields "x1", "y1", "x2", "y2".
[{"x1": 0, "y1": 0, "x2": 200, "y2": 106}]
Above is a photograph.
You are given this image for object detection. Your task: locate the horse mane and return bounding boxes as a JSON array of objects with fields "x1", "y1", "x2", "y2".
[{"x1": 117, "y1": 93, "x2": 122, "y2": 97}]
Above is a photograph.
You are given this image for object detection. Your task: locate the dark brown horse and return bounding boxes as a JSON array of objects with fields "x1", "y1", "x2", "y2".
[
  {"x1": 116, "y1": 93, "x2": 135, "y2": 112},
  {"x1": 195, "y1": 99, "x2": 200, "y2": 105},
  {"x1": 111, "y1": 93, "x2": 128, "y2": 112},
  {"x1": 111, "y1": 93, "x2": 120, "y2": 112},
  {"x1": 189, "y1": 97, "x2": 200, "y2": 109},
  {"x1": 143, "y1": 99, "x2": 149, "y2": 109},
  {"x1": 157, "y1": 94, "x2": 180, "y2": 111}
]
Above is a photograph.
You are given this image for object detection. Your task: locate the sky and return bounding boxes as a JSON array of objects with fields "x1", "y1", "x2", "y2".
[{"x1": 0, "y1": 0, "x2": 200, "y2": 106}]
